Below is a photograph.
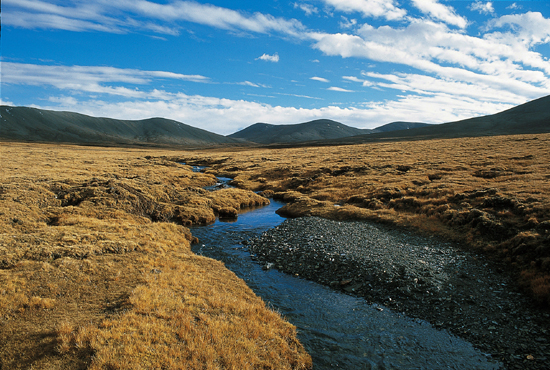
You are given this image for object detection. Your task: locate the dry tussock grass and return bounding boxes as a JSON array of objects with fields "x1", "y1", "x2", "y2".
[
  {"x1": 3, "y1": 134, "x2": 548, "y2": 368},
  {"x1": 0, "y1": 142, "x2": 311, "y2": 369},
  {"x1": 181, "y1": 134, "x2": 550, "y2": 306}
]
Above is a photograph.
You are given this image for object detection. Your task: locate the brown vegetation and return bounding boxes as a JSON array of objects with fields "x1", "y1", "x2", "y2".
[
  {"x1": 2, "y1": 133, "x2": 549, "y2": 368},
  {"x1": 0, "y1": 143, "x2": 311, "y2": 369},
  {"x1": 180, "y1": 134, "x2": 550, "y2": 306}
]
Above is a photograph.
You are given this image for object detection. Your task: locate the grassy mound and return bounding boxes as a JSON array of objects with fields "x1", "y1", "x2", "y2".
[{"x1": 0, "y1": 143, "x2": 311, "y2": 369}]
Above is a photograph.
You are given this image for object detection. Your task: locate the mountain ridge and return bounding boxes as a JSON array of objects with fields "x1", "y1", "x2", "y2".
[
  {"x1": 0, "y1": 106, "x2": 242, "y2": 147},
  {"x1": 1, "y1": 94, "x2": 549, "y2": 147},
  {"x1": 228, "y1": 119, "x2": 370, "y2": 144},
  {"x1": 370, "y1": 121, "x2": 432, "y2": 133},
  {"x1": 319, "y1": 94, "x2": 550, "y2": 145}
]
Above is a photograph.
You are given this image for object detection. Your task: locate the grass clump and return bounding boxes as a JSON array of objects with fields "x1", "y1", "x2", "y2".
[{"x1": 87, "y1": 255, "x2": 310, "y2": 370}]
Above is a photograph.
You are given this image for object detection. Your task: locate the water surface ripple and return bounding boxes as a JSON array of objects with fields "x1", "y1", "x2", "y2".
[{"x1": 191, "y1": 200, "x2": 500, "y2": 369}]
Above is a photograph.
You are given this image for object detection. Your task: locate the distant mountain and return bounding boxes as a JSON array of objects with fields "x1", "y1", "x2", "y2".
[
  {"x1": 0, "y1": 106, "x2": 241, "y2": 147},
  {"x1": 228, "y1": 119, "x2": 370, "y2": 144},
  {"x1": 319, "y1": 94, "x2": 550, "y2": 145},
  {"x1": 370, "y1": 121, "x2": 432, "y2": 133},
  {"x1": 3, "y1": 94, "x2": 548, "y2": 148}
]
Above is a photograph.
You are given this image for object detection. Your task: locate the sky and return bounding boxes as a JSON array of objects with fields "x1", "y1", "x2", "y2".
[{"x1": 2, "y1": 0, "x2": 550, "y2": 135}]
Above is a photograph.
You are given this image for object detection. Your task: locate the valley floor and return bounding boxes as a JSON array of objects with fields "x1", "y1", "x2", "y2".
[{"x1": 1, "y1": 133, "x2": 549, "y2": 369}]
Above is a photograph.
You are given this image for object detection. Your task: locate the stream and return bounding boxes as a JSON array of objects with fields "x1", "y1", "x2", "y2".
[{"x1": 190, "y1": 198, "x2": 501, "y2": 369}]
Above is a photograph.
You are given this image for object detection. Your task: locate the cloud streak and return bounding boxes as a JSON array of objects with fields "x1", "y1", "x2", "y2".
[
  {"x1": 308, "y1": 15, "x2": 550, "y2": 100},
  {"x1": 311, "y1": 76, "x2": 330, "y2": 83},
  {"x1": 470, "y1": 1, "x2": 495, "y2": 15},
  {"x1": 320, "y1": 0, "x2": 406, "y2": 20},
  {"x1": 327, "y1": 86, "x2": 354, "y2": 92},
  {"x1": 3, "y1": 0, "x2": 307, "y2": 37},
  {"x1": 2, "y1": 63, "x2": 211, "y2": 97},
  {"x1": 294, "y1": 2, "x2": 318, "y2": 16},
  {"x1": 256, "y1": 53, "x2": 280, "y2": 62},
  {"x1": 412, "y1": 0, "x2": 468, "y2": 28}
]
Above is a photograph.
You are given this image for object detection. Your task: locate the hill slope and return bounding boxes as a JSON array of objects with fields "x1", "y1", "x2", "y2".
[
  {"x1": 0, "y1": 106, "x2": 241, "y2": 147},
  {"x1": 228, "y1": 119, "x2": 370, "y2": 144},
  {"x1": 370, "y1": 121, "x2": 432, "y2": 133},
  {"x1": 328, "y1": 95, "x2": 550, "y2": 144}
]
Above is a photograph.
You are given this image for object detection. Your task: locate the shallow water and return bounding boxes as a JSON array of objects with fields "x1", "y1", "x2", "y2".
[{"x1": 191, "y1": 200, "x2": 501, "y2": 369}]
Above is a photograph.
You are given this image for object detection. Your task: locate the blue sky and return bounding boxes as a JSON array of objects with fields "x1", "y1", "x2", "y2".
[{"x1": 2, "y1": 0, "x2": 550, "y2": 135}]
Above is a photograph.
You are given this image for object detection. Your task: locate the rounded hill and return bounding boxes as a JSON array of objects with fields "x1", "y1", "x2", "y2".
[{"x1": 228, "y1": 119, "x2": 370, "y2": 144}]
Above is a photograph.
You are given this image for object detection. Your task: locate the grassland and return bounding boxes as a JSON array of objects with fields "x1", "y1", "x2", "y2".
[
  {"x1": 0, "y1": 142, "x2": 311, "y2": 369},
  {"x1": 181, "y1": 133, "x2": 550, "y2": 306},
  {"x1": 2, "y1": 133, "x2": 549, "y2": 369}
]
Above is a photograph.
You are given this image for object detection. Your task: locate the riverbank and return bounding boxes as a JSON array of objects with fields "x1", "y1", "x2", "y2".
[
  {"x1": 0, "y1": 142, "x2": 311, "y2": 369},
  {"x1": 247, "y1": 216, "x2": 550, "y2": 369},
  {"x1": 181, "y1": 133, "x2": 550, "y2": 306},
  {"x1": 192, "y1": 201, "x2": 501, "y2": 369}
]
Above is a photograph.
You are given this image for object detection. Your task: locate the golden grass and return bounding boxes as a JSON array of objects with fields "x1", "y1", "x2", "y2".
[
  {"x1": 0, "y1": 142, "x2": 311, "y2": 369},
  {"x1": 180, "y1": 134, "x2": 550, "y2": 306},
  {"x1": 2, "y1": 133, "x2": 549, "y2": 368}
]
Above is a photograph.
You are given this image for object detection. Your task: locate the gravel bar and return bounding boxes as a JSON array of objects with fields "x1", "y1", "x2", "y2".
[{"x1": 246, "y1": 216, "x2": 550, "y2": 370}]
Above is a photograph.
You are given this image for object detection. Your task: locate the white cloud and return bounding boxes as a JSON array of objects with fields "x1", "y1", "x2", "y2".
[
  {"x1": 237, "y1": 81, "x2": 261, "y2": 87},
  {"x1": 48, "y1": 96, "x2": 79, "y2": 106},
  {"x1": 1, "y1": 63, "x2": 210, "y2": 98},
  {"x1": 362, "y1": 71, "x2": 527, "y2": 103},
  {"x1": 0, "y1": 98, "x2": 15, "y2": 106},
  {"x1": 294, "y1": 2, "x2": 318, "y2": 16},
  {"x1": 3, "y1": 0, "x2": 176, "y2": 34},
  {"x1": 311, "y1": 76, "x2": 330, "y2": 83},
  {"x1": 3, "y1": 0, "x2": 307, "y2": 38},
  {"x1": 488, "y1": 12, "x2": 550, "y2": 47},
  {"x1": 327, "y1": 86, "x2": 354, "y2": 92},
  {"x1": 340, "y1": 16, "x2": 357, "y2": 29},
  {"x1": 256, "y1": 53, "x2": 280, "y2": 62},
  {"x1": 411, "y1": 0, "x2": 468, "y2": 28},
  {"x1": 358, "y1": 94, "x2": 515, "y2": 125},
  {"x1": 121, "y1": 0, "x2": 306, "y2": 36},
  {"x1": 507, "y1": 3, "x2": 521, "y2": 11},
  {"x1": 5, "y1": 11, "x2": 121, "y2": 33},
  {"x1": 343, "y1": 76, "x2": 373, "y2": 86},
  {"x1": 307, "y1": 17, "x2": 550, "y2": 99},
  {"x1": 469, "y1": 1, "x2": 495, "y2": 15},
  {"x1": 276, "y1": 92, "x2": 324, "y2": 100},
  {"x1": 343, "y1": 76, "x2": 361, "y2": 82},
  {"x1": 320, "y1": 0, "x2": 406, "y2": 20}
]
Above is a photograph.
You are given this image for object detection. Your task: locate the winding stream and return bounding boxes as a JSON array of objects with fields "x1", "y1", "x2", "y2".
[{"x1": 190, "y1": 199, "x2": 501, "y2": 369}]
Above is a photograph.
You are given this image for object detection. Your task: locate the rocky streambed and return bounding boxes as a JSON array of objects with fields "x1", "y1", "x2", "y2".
[{"x1": 246, "y1": 216, "x2": 550, "y2": 370}]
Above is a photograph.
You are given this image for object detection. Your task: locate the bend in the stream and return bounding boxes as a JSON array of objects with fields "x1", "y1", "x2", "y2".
[{"x1": 190, "y1": 195, "x2": 501, "y2": 370}]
